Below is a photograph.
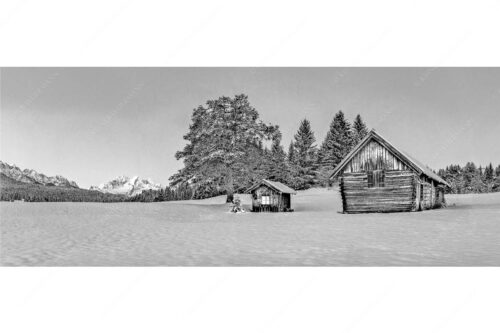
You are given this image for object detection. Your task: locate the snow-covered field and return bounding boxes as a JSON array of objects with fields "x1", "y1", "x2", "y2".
[{"x1": 1, "y1": 188, "x2": 500, "y2": 266}]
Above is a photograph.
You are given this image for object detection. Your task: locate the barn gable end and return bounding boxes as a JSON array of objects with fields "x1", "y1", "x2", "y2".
[
  {"x1": 330, "y1": 129, "x2": 449, "y2": 186},
  {"x1": 342, "y1": 138, "x2": 409, "y2": 173},
  {"x1": 330, "y1": 129, "x2": 448, "y2": 213}
]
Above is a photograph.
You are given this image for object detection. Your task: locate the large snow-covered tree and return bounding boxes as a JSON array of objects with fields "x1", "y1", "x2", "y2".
[{"x1": 171, "y1": 94, "x2": 277, "y2": 201}]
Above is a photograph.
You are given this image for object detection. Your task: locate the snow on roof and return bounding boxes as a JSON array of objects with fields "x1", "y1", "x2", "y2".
[
  {"x1": 330, "y1": 129, "x2": 450, "y2": 187},
  {"x1": 401, "y1": 150, "x2": 449, "y2": 187},
  {"x1": 247, "y1": 179, "x2": 297, "y2": 194}
]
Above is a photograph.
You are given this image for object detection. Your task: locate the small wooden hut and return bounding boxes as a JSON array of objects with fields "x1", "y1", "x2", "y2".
[
  {"x1": 247, "y1": 179, "x2": 296, "y2": 212},
  {"x1": 330, "y1": 129, "x2": 449, "y2": 213}
]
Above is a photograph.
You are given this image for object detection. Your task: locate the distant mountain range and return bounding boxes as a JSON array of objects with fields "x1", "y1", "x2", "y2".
[
  {"x1": 0, "y1": 161, "x2": 79, "y2": 188},
  {"x1": 0, "y1": 161, "x2": 161, "y2": 202},
  {"x1": 90, "y1": 176, "x2": 163, "y2": 197},
  {"x1": 0, "y1": 173, "x2": 124, "y2": 203}
]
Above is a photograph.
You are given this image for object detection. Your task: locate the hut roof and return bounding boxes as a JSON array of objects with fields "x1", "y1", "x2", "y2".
[
  {"x1": 329, "y1": 129, "x2": 450, "y2": 187},
  {"x1": 246, "y1": 179, "x2": 297, "y2": 194}
]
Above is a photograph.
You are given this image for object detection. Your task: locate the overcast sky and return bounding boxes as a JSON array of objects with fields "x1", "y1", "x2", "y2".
[{"x1": 1, "y1": 68, "x2": 499, "y2": 188}]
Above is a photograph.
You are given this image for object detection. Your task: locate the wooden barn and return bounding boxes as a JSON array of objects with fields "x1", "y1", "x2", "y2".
[
  {"x1": 330, "y1": 129, "x2": 449, "y2": 213},
  {"x1": 247, "y1": 179, "x2": 296, "y2": 212}
]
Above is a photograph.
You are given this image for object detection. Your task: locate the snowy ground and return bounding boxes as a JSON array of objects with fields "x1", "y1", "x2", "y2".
[{"x1": 1, "y1": 188, "x2": 500, "y2": 266}]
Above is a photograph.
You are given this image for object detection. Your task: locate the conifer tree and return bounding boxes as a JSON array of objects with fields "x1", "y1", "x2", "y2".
[
  {"x1": 266, "y1": 130, "x2": 289, "y2": 183},
  {"x1": 317, "y1": 110, "x2": 352, "y2": 169},
  {"x1": 290, "y1": 119, "x2": 317, "y2": 189},
  {"x1": 294, "y1": 119, "x2": 317, "y2": 167},
  {"x1": 352, "y1": 114, "x2": 369, "y2": 146},
  {"x1": 463, "y1": 162, "x2": 477, "y2": 191},
  {"x1": 485, "y1": 163, "x2": 494, "y2": 181},
  {"x1": 287, "y1": 141, "x2": 296, "y2": 164}
]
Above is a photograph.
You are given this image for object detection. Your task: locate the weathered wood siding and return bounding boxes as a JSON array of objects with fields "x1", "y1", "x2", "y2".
[
  {"x1": 421, "y1": 182, "x2": 432, "y2": 210},
  {"x1": 251, "y1": 185, "x2": 290, "y2": 212},
  {"x1": 335, "y1": 137, "x2": 446, "y2": 213},
  {"x1": 340, "y1": 170, "x2": 416, "y2": 213},
  {"x1": 416, "y1": 178, "x2": 446, "y2": 210},
  {"x1": 343, "y1": 139, "x2": 409, "y2": 173},
  {"x1": 435, "y1": 186, "x2": 445, "y2": 208}
]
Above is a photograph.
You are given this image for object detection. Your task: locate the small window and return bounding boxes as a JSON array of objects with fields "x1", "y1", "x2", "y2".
[
  {"x1": 367, "y1": 170, "x2": 385, "y2": 188},
  {"x1": 261, "y1": 195, "x2": 270, "y2": 205}
]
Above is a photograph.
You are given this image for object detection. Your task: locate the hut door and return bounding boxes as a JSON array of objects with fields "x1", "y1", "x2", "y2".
[{"x1": 282, "y1": 194, "x2": 290, "y2": 210}]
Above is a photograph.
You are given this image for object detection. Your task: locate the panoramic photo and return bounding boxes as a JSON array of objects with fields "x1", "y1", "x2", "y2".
[{"x1": 1, "y1": 67, "x2": 499, "y2": 266}]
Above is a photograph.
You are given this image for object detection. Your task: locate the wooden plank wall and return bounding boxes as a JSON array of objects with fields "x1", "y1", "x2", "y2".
[
  {"x1": 251, "y1": 185, "x2": 283, "y2": 211},
  {"x1": 414, "y1": 177, "x2": 446, "y2": 211},
  {"x1": 344, "y1": 139, "x2": 409, "y2": 173},
  {"x1": 340, "y1": 170, "x2": 416, "y2": 213},
  {"x1": 421, "y1": 182, "x2": 432, "y2": 210},
  {"x1": 434, "y1": 187, "x2": 446, "y2": 208}
]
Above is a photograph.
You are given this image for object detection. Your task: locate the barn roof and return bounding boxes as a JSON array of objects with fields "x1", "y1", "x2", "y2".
[
  {"x1": 246, "y1": 179, "x2": 297, "y2": 194},
  {"x1": 329, "y1": 129, "x2": 450, "y2": 187}
]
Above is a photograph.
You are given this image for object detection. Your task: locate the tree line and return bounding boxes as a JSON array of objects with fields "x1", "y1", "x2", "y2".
[
  {"x1": 437, "y1": 162, "x2": 500, "y2": 194},
  {"x1": 0, "y1": 175, "x2": 126, "y2": 202},
  {"x1": 127, "y1": 183, "x2": 196, "y2": 202}
]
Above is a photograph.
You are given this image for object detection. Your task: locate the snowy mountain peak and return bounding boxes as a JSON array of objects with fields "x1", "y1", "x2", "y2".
[
  {"x1": 0, "y1": 160, "x2": 79, "y2": 188},
  {"x1": 90, "y1": 175, "x2": 162, "y2": 197}
]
